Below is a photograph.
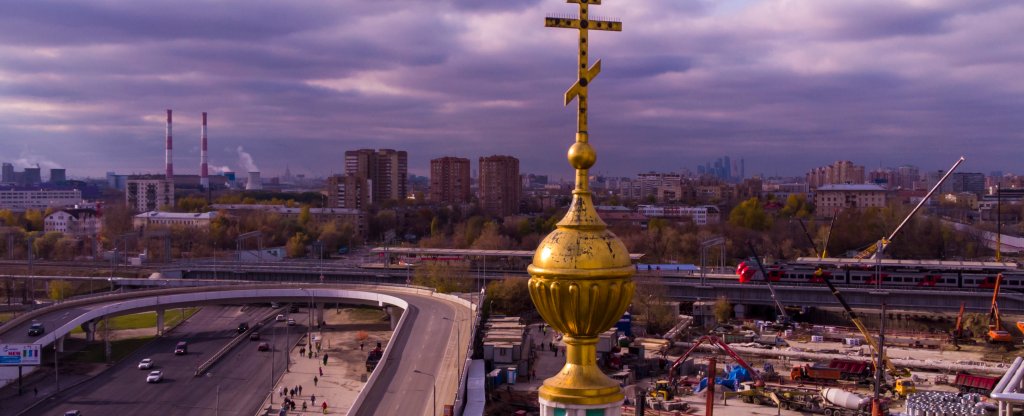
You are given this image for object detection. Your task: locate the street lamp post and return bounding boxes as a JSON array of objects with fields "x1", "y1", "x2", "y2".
[{"x1": 413, "y1": 369, "x2": 436, "y2": 416}]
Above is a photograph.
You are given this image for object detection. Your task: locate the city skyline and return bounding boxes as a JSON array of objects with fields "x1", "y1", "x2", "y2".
[{"x1": 0, "y1": 1, "x2": 1021, "y2": 179}]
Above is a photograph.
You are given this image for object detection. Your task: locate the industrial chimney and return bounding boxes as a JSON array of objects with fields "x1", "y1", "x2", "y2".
[
  {"x1": 246, "y1": 171, "x2": 262, "y2": 190},
  {"x1": 200, "y1": 112, "x2": 209, "y2": 189},
  {"x1": 165, "y1": 109, "x2": 173, "y2": 180}
]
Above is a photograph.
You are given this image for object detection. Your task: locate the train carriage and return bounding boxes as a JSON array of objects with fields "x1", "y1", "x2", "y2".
[{"x1": 736, "y1": 257, "x2": 1022, "y2": 289}]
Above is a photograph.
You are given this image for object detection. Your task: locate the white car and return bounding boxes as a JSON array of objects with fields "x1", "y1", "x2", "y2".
[
  {"x1": 275, "y1": 314, "x2": 285, "y2": 322},
  {"x1": 138, "y1": 358, "x2": 154, "y2": 369},
  {"x1": 146, "y1": 370, "x2": 163, "y2": 383}
]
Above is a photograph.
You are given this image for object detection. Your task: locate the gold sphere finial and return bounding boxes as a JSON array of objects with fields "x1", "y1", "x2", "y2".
[{"x1": 567, "y1": 141, "x2": 596, "y2": 170}]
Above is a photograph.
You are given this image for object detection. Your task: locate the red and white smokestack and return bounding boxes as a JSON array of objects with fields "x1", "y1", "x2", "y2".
[
  {"x1": 200, "y1": 112, "x2": 209, "y2": 188},
  {"x1": 165, "y1": 109, "x2": 174, "y2": 180}
]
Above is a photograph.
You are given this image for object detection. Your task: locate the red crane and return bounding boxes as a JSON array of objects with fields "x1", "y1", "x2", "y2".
[{"x1": 668, "y1": 335, "x2": 762, "y2": 384}]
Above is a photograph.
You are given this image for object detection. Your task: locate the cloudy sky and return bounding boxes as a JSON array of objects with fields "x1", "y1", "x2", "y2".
[{"x1": 0, "y1": 0, "x2": 1021, "y2": 180}]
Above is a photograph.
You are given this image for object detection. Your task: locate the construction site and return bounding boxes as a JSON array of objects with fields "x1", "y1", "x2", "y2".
[{"x1": 488, "y1": 157, "x2": 1024, "y2": 416}]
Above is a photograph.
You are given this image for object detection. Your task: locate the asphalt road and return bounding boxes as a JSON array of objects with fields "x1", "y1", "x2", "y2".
[
  {"x1": 353, "y1": 294, "x2": 458, "y2": 416},
  {"x1": 0, "y1": 284, "x2": 469, "y2": 416},
  {"x1": 29, "y1": 305, "x2": 305, "y2": 416}
]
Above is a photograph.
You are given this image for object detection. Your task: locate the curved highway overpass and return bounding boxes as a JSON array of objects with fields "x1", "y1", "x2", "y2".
[{"x1": 0, "y1": 283, "x2": 475, "y2": 415}]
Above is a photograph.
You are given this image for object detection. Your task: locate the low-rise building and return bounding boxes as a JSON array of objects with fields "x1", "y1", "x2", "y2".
[
  {"x1": 482, "y1": 317, "x2": 527, "y2": 366},
  {"x1": 638, "y1": 205, "x2": 721, "y2": 225},
  {"x1": 133, "y1": 211, "x2": 217, "y2": 230},
  {"x1": 0, "y1": 186, "x2": 83, "y2": 211},
  {"x1": 44, "y1": 208, "x2": 102, "y2": 238},
  {"x1": 813, "y1": 184, "x2": 888, "y2": 216}
]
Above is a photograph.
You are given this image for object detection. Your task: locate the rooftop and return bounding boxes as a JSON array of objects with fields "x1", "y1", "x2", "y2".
[{"x1": 816, "y1": 184, "x2": 887, "y2": 192}]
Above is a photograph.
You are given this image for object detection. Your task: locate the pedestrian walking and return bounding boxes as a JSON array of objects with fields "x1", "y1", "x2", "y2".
[
  {"x1": 308, "y1": 351, "x2": 313, "y2": 359},
  {"x1": 311, "y1": 394, "x2": 316, "y2": 405},
  {"x1": 300, "y1": 347, "x2": 305, "y2": 356},
  {"x1": 323, "y1": 354, "x2": 328, "y2": 365},
  {"x1": 360, "y1": 342, "x2": 364, "y2": 351},
  {"x1": 299, "y1": 385, "x2": 303, "y2": 395},
  {"x1": 303, "y1": 401, "x2": 308, "y2": 412},
  {"x1": 319, "y1": 366, "x2": 323, "y2": 376},
  {"x1": 314, "y1": 376, "x2": 319, "y2": 386},
  {"x1": 322, "y1": 401, "x2": 328, "y2": 414}
]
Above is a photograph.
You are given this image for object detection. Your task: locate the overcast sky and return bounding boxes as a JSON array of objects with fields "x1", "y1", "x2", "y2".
[{"x1": 0, "y1": 0, "x2": 1021, "y2": 180}]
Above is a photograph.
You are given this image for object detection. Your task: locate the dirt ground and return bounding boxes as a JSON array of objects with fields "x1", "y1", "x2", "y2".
[{"x1": 314, "y1": 306, "x2": 394, "y2": 403}]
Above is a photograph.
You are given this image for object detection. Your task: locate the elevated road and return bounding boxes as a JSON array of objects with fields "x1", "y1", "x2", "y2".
[{"x1": 0, "y1": 283, "x2": 474, "y2": 416}]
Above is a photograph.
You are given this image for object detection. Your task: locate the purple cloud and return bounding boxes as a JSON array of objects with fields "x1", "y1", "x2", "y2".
[{"x1": 0, "y1": 0, "x2": 1020, "y2": 180}]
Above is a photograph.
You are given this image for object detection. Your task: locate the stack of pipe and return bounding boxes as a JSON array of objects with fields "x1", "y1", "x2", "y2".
[{"x1": 904, "y1": 391, "x2": 990, "y2": 416}]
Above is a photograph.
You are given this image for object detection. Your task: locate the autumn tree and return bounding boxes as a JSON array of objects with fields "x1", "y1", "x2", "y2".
[
  {"x1": 728, "y1": 198, "x2": 771, "y2": 231},
  {"x1": 412, "y1": 262, "x2": 475, "y2": 293},
  {"x1": 485, "y1": 277, "x2": 532, "y2": 316},
  {"x1": 176, "y1": 195, "x2": 209, "y2": 213},
  {"x1": 49, "y1": 280, "x2": 73, "y2": 301},
  {"x1": 471, "y1": 222, "x2": 514, "y2": 250},
  {"x1": 632, "y1": 278, "x2": 678, "y2": 336},
  {"x1": 23, "y1": 209, "x2": 44, "y2": 232},
  {"x1": 713, "y1": 296, "x2": 732, "y2": 323},
  {"x1": 285, "y1": 232, "x2": 311, "y2": 258},
  {"x1": 779, "y1": 194, "x2": 813, "y2": 218}
]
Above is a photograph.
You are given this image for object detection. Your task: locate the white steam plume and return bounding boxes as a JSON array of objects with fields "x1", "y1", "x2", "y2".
[{"x1": 236, "y1": 146, "x2": 259, "y2": 173}]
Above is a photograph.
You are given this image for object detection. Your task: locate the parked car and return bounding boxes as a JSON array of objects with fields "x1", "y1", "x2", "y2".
[
  {"x1": 28, "y1": 322, "x2": 45, "y2": 336},
  {"x1": 138, "y1": 358, "x2": 154, "y2": 370},
  {"x1": 275, "y1": 314, "x2": 285, "y2": 322},
  {"x1": 287, "y1": 319, "x2": 296, "y2": 326},
  {"x1": 258, "y1": 342, "x2": 270, "y2": 352},
  {"x1": 238, "y1": 323, "x2": 249, "y2": 333},
  {"x1": 250, "y1": 332, "x2": 260, "y2": 341},
  {"x1": 146, "y1": 370, "x2": 163, "y2": 383}
]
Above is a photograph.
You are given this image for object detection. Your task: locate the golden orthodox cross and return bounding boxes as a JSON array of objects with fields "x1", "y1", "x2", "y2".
[{"x1": 545, "y1": 0, "x2": 622, "y2": 137}]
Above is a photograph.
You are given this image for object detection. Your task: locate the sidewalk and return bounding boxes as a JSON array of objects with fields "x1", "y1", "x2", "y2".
[{"x1": 260, "y1": 308, "x2": 393, "y2": 415}]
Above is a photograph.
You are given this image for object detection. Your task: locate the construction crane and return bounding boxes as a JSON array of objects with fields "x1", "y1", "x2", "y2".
[
  {"x1": 796, "y1": 216, "x2": 835, "y2": 260},
  {"x1": 746, "y1": 242, "x2": 793, "y2": 328},
  {"x1": 668, "y1": 334, "x2": 762, "y2": 385},
  {"x1": 987, "y1": 273, "x2": 1013, "y2": 344},
  {"x1": 819, "y1": 273, "x2": 914, "y2": 398},
  {"x1": 854, "y1": 156, "x2": 965, "y2": 260}
]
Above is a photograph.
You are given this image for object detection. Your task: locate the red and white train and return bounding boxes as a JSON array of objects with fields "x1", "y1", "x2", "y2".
[{"x1": 736, "y1": 257, "x2": 1024, "y2": 289}]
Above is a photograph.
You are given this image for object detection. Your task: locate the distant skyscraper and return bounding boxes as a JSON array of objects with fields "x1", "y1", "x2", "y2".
[
  {"x1": 479, "y1": 155, "x2": 521, "y2": 217},
  {"x1": 429, "y1": 157, "x2": 471, "y2": 205},
  {"x1": 344, "y1": 149, "x2": 408, "y2": 204},
  {"x1": 49, "y1": 168, "x2": 66, "y2": 183},
  {"x1": 1, "y1": 163, "x2": 13, "y2": 184}
]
